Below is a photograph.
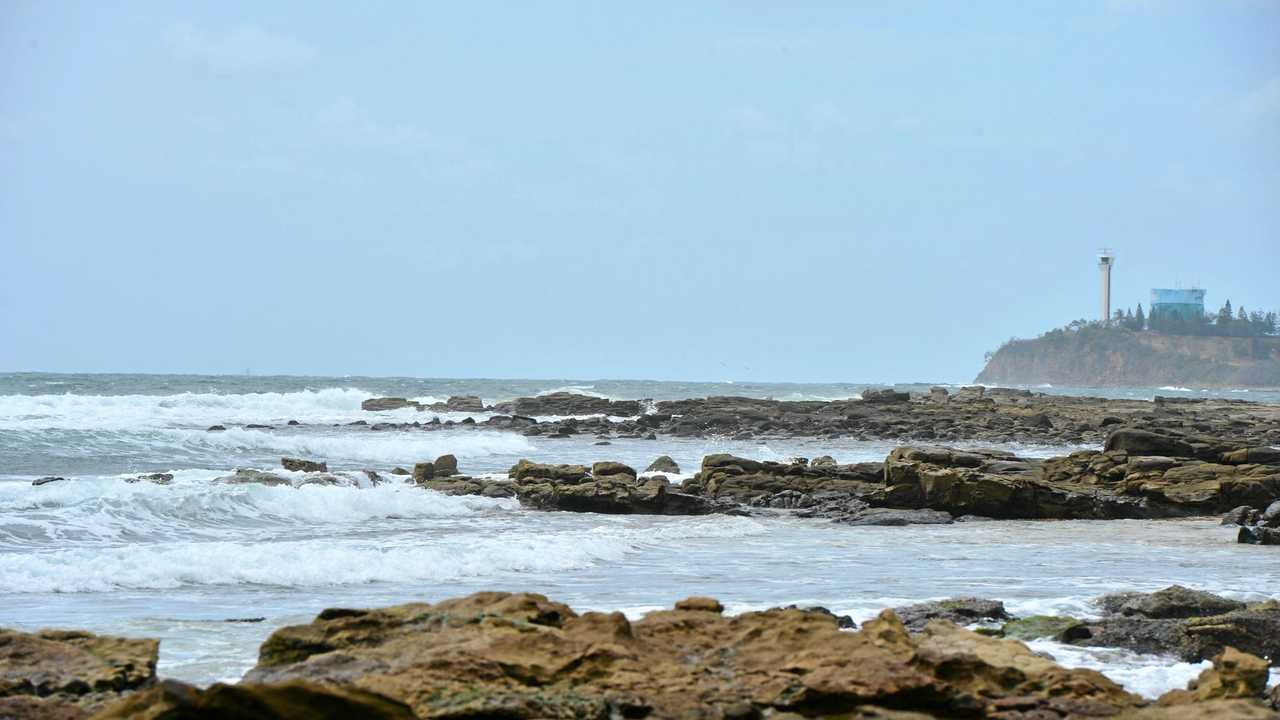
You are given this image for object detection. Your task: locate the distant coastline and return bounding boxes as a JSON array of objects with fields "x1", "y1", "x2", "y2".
[{"x1": 977, "y1": 325, "x2": 1280, "y2": 389}]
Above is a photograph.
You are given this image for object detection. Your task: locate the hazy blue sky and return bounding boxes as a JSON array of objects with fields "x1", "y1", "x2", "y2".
[{"x1": 2, "y1": 2, "x2": 1277, "y2": 383}]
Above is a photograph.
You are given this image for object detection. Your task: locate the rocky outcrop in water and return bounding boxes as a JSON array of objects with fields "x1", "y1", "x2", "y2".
[
  {"x1": 356, "y1": 390, "x2": 1280, "y2": 449},
  {"x1": 490, "y1": 391, "x2": 642, "y2": 417},
  {"x1": 281, "y1": 457, "x2": 327, "y2": 473},
  {"x1": 987, "y1": 586, "x2": 1280, "y2": 666},
  {"x1": 0, "y1": 628, "x2": 157, "y2": 718},
  {"x1": 1225, "y1": 500, "x2": 1280, "y2": 545}
]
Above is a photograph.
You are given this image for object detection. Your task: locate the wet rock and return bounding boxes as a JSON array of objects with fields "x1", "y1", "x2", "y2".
[
  {"x1": 892, "y1": 597, "x2": 1010, "y2": 632},
  {"x1": 214, "y1": 469, "x2": 292, "y2": 487},
  {"x1": 508, "y1": 459, "x2": 590, "y2": 483},
  {"x1": 1238, "y1": 526, "x2": 1280, "y2": 545},
  {"x1": 281, "y1": 457, "x2": 328, "y2": 473},
  {"x1": 685, "y1": 454, "x2": 882, "y2": 504},
  {"x1": 673, "y1": 596, "x2": 723, "y2": 613},
  {"x1": 32, "y1": 476, "x2": 67, "y2": 486},
  {"x1": 0, "y1": 628, "x2": 158, "y2": 716},
  {"x1": 591, "y1": 460, "x2": 636, "y2": 479},
  {"x1": 363, "y1": 470, "x2": 383, "y2": 485},
  {"x1": 1157, "y1": 647, "x2": 1271, "y2": 705},
  {"x1": 125, "y1": 472, "x2": 173, "y2": 485},
  {"x1": 999, "y1": 615, "x2": 1088, "y2": 642},
  {"x1": 1074, "y1": 592, "x2": 1280, "y2": 664},
  {"x1": 1104, "y1": 428, "x2": 1198, "y2": 458},
  {"x1": 1223, "y1": 505, "x2": 1263, "y2": 526},
  {"x1": 1262, "y1": 500, "x2": 1280, "y2": 527},
  {"x1": 861, "y1": 388, "x2": 910, "y2": 403},
  {"x1": 388, "y1": 467, "x2": 409, "y2": 476},
  {"x1": 206, "y1": 425, "x2": 226, "y2": 432},
  {"x1": 837, "y1": 508, "x2": 954, "y2": 526},
  {"x1": 411, "y1": 462, "x2": 434, "y2": 484},
  {"x1": 242, "y1": 591, "x2": 1143, "y2": 719},
  {"x1": 360, "y1": 397, "x2": 419, "y2": 412},
  {"x1": 444, "y1": 395, "x2": 484, "y2": 412},
  {"x1": 93, "y1": 678, "x2": 416, "y2": 720},
  {"x1": 645, "y1": 455, "x2": 680, "y2": 474},
  {"x1": 517, "y1": 475, "x2": 718, "y2": 515},
  {"x1": 492, "y1": 392, "x2": 642, "y2": 418},
  {"x1": 432, "y1": 454, "x2": 458, "y2": 477},
  {"x1": 1098, "y1": 585, "x2": 1245, "y2": 619}
]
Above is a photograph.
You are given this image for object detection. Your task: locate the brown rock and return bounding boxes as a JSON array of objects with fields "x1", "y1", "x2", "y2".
[{"x1": 0, "y1": 628, "x2": 157, "y2": 716}]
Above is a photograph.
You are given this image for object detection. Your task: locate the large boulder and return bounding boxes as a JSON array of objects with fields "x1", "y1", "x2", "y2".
[
  {"x1": 444, "y1": 395, "x2": 485, "y2": 412},
  {"x1": 0, "y1": 628, "x2": 158, "y2": 717},
  {"x1": 432, "y1": 454, "x2": 458, "y2": 477},
  {"x1": 1098, "y1": 585, "x2": 1245, "y2": 619},
  {"x1": 1155, "y1": 647, "x2": 1271, "y2": 707},
  {"x1": 241, "y1": 591, "x2": 1143, "y2": 719}
]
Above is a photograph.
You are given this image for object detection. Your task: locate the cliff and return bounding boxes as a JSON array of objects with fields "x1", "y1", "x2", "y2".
[{"x1": 976, "y1": 327, "x2": 1280, "y2": 388}]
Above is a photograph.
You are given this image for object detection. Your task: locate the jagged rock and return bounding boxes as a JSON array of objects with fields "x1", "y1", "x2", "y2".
[
  {"x1": 1238, "y1": 526, "x2": 1280, "y2": 545},
  {"x1": 861, "y1": 388, "x2": 910, "y2": 403},
  {"x1": 645, "y1": 455, "x2": 680, "y2": 474},
  {"x1": 892, "y1": 598, "x2": 1010, "y2": 632},
  {"x1": 0, "y1": 628, "x2": 158, "y2": 716},
  {"x1": 686, "y1": 454, "x2": 882, "y2": 504},
  {"x1": 1156, "y1": 647, "x2": 1271, "y2": 705},
  {"x1": 93, "y1": 678, "x2": 416, "y2": 719},
  {"x1": 432, "y1": 454, "x2": 458, "y2": 477},
  {"x1": 837, "y1": 508, "x2": 954, "y2": 526},
  {"x1": 517, "y1": 475, "x2": 717, "y2": 515},
  {"x1": 32, "y1": 476, "x2": 66, "y2": 486},
  {"x1": 1262, "y1": 500, "x2": 1280, "y2": 527},
  {"x1": 125, "y1": 472, "x2": 173, "y2": 485},
  {"x1": 492, "y1": 392, "x2": 642, "y2": 418},
  {"x1": 281, "y1": 457, "x2": 327, "y2": 473},
  {"x1": 362, "y1": 470, "x2": 383, "y2": 485},
  {"x1": 1074, "y1": 591, "x2": 1280, "y2": 664},
  {"x1": 214, "y1": 469, "x2": 292, "y2": 487},
  {"x1": 1223, "y1": 505, "x2": 1263, "y2": 526},
  {"x1": 242, "y1": 591, "x2": 1142, "y2": 719},
  {"x1": 360, "y1": 397, "x2": 419, "y2": 412}
]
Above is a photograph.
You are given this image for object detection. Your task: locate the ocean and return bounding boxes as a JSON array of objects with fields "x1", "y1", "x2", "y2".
[{"x1": 2, "y1": 372, "x2": 1278, "y2": 698}]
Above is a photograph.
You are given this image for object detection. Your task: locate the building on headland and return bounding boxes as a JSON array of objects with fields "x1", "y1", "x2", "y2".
[{"x1": 1150, "y1": 288, "x2": 1206, "y2": 322}]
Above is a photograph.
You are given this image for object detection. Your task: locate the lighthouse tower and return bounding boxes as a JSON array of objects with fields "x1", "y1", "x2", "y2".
[{"x1": 1098, "y1": 250, "x2": 1115, "y2": 322}]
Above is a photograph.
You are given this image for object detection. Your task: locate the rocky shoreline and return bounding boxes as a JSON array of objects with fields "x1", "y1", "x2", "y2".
[
  {"x1": 4, "y1": 587, "x2": 1277, "y2": 719},
  {"x1": 340, "y1": 389, "x2": 1280, "y2": 446}
]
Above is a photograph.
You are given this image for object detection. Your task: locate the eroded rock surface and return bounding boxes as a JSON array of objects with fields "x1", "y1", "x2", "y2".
[
  {"x1": 235, "y1": 591, "x2": 1146, "y2": 719},
  {"x1": 0, "y1": 628, "x2": 158, "y2": 718}
]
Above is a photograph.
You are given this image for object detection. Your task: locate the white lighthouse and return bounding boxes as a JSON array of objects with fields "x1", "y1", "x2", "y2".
[{"x1": 1098, "y1": 249, "x2": 1115, "y2": 322}]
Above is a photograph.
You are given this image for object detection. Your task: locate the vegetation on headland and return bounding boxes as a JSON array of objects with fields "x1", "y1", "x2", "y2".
[
  {"x1": 1103, "y1": 299, "x2": 1278, "y2": 337},
  {"x1": 978, "y1": 300, "x2": 1280, "y2": 388}
]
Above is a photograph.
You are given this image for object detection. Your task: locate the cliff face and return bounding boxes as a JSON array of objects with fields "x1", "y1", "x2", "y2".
[{"x1": 976, "y1": 329, "x2": 1280, "y2": 388}]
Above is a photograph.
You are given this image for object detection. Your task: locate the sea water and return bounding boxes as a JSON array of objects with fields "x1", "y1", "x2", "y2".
[{"x1": 2, "y1": 372, "x2": 1277, "y2": 697}]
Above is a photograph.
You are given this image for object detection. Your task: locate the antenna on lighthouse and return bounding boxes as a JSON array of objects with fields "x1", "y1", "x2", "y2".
[{"x1": 1097, "y1": 249, "x2": 1115, "y2": 322}]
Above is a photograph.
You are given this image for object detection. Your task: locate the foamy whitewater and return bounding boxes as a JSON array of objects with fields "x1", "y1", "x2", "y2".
[{"x1": 2, "y1": 373, "x2": 1278, "y2": 697}]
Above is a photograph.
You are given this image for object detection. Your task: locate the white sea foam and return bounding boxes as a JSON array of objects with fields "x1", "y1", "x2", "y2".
[
  {"x1": 1024, "y1": 640, "x2": 1208, "y2": 699},
  {"x1": 0, "y1": 388, "x2": 438, "y2": 430},
  {"x1": 188, "y1": 427, "x2": 533, "y2": 465},
  {"x1": 0, "y1": 472, "x2": 517, "y2": 547},
  {"x1": 535, "y1": 385, "x2": 611, "y2": 399},
  {"x1": 1157, "y1": 386, "x2": 1192, "y2": 392},
  {"x1": 0, "y1": 514, "x2": 767, "y2": 593}
]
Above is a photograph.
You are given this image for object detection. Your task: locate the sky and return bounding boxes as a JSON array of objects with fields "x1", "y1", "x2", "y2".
[{"x1": 1, "y1": 1, "x2": 1277, "y2": 383}]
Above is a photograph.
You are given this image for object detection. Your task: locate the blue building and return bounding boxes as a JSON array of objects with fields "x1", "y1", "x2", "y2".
[{"x1": 1150, "y1": 288, "x2": 1206, "y2": 321}]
